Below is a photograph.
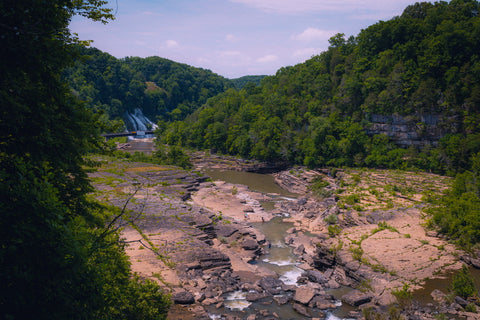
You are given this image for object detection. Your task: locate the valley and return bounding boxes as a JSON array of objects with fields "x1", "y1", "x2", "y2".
[{"x1": 88, "y1": 140, "x2": 480, "y2": 319}]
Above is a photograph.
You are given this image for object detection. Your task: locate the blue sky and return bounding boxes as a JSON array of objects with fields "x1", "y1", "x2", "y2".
[{"x1": 70, "y1": 0, "x2": 433, "y2": 78}]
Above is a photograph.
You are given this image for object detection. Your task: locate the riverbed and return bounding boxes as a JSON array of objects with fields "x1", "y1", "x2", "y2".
[
  {"x1": 198, "y1": 167, "x2": 480, "y2": 319},
  {"x1": 202, "y1": 169, "x2": 356, "y2": 320}
]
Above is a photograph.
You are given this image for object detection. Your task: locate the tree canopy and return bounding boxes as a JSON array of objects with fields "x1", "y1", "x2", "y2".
[
  {"x1": 158, "y1": 0, "x2": 480, "y2": 174},
  {"x1": 63, "y1": 47, "x2": 233, "y2": 125},
  {"x1": 0, "y1": 1, "x2": 170, "y2": 319}
]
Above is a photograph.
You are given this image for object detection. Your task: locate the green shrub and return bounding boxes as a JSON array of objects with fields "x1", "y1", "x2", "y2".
[
  {"x1": 324, "y1": 214, "x2": 338, "y2": 225},
  {"x1": 328, "y1": 225, "x2": 342, "y2": 237},
  {"x1": 451, "y1": 265, "x2": 477, "y2": 299},
  {"x1": 392, "y1": 283, "x2": 413, "y2": 307}
]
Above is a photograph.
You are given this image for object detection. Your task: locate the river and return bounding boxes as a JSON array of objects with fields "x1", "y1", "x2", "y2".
[
  {"x1": 202, "y1": 168, "x2": 480, "y2": 320},
  {"x1": 204, "y1": 169, "x2": 356, "y2": 320}
]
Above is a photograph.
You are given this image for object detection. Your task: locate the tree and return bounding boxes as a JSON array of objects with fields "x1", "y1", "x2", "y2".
[{"x1": 0, "y1": 1, "x2": 170, "y2": 319}]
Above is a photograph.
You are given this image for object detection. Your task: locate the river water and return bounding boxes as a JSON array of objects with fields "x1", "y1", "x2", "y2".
[
  {"x1": 202, "y1": 168, "x2": 480, "y2": 319},
  {"x1": 204, "y1": 169, "x2": 355, "y2": 319}
]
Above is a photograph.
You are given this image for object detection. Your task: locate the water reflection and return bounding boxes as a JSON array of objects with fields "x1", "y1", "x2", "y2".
[{"x1": 204, "y1": 169, "x2": 298, "y2": 198}]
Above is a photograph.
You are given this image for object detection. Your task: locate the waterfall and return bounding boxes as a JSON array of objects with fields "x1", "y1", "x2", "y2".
[{"x1": 124, "y1": 108, "x2": 158, "y2": 138}]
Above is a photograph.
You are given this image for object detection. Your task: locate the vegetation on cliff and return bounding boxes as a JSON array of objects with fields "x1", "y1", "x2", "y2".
[
  {"x1": 159, "y1": 0, "x2": 480, "y2": 175},
  {"x1": 0, "y1": 1, "x2": 170, "y2": 319}
]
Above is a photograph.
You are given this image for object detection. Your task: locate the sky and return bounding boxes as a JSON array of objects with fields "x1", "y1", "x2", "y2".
[{"x1": 70, "y1": 0, "x2": 432, "y2": 79}]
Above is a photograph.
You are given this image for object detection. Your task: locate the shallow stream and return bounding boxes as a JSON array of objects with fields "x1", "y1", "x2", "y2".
[
  {"x1": 203, "y1": 168, "x2": 480, "y2": 319},
  {"x1": 204, "y1": 169, "x2": 354, "y2": 319}
]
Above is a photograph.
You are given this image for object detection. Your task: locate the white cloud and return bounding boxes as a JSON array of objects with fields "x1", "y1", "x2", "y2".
[
  {"x1": 165, "y1": 40, "x2": 179, "y2": 48},
  {"x1": 225, "y1": 34, "x2": 237, "y2": 42},
  {"x1": 294, "y1": 28, "x2": 336, "y2": 42},
  {"x1": 229, "y1": 0, "x2": 430, "y2": 14},
  {"x1": 256, "y1": 54, "x2": 278, "y2": 63}
]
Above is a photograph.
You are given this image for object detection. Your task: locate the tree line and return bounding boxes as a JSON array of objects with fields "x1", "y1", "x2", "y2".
[
  {"x1": 154, "y1": 0, "x2": 480, "y2": 250},
  {"x1": 63, "y1": 46, "x2": 234, "y2": 125},
  {"x1": 158, "y1": 0, "x2": 480, "y2": 175}
]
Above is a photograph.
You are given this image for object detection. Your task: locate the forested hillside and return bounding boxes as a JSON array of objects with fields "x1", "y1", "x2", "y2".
[
  {"x1": 160, "y1": 0, "x2": 480, "y2": 174},
  {"x1": 230, "y1": 75, "x2": 267, "y2": 89},
  {"x1": 64, "y1": 47, "x2": 233, "y2": 124}
]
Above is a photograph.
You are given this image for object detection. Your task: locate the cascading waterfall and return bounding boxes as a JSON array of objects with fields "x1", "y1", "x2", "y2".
[{"x1": 124, "y1": 108, "x2": 158, "y2": 138}]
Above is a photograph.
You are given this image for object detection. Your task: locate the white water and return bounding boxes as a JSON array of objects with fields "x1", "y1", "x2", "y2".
[
  {"x1": 279, "y1": 267, "x2": 303, "y2": 285},
  {"x1": 124, "y1": 108, "x2": 158, "y2": 133},
  {"x1": 223, "y1": 290, "x2": 251, "y2": 311}
]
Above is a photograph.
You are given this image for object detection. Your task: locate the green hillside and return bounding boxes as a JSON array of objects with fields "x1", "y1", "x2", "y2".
[
  {"x1": 230, "y1": 75, "x2": 267, "y2": 89},
  {"x1": 160, "y1": 0, "x2": 480, "y2": 174},
  {"x1": 64, "y1": 47, "x2": 233, "y2": 124}
]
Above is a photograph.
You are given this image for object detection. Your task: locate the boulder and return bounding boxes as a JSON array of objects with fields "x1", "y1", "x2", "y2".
[
  {"x1": 259, "y1": 276, "x2": 284, "y2": 295},
  {"x1": 292, "y1": 303, "x2": 312, "y2": 317},
  {"x1": 303, "y1": 270, "x2": 328, "y2": 284},
  {"x1": 242, "y1": 237, "x2": 259, "y2": 251},
  {"x1": 431, "y1": 289, "x2": 447, "y2": 303},
  {"x1": 326, "y1": 279, "x2": 341, "y2": 289},
  {"x1": 341, "y1": 290, "x2": 374, "y2": 307},
  {"x1": 273, "y1": 295, "x2": 290, "y2": 305},
  {"x1": 313, "y1": 245, "x2": 336, "y2": 269},
  {"x1": 193, "y1": 248, "x2": 231, "y2": 271},
  {"x1": 173, "y1": 291, "x2": 195, "y2": 305},
  {"x1": 454, "y1": 296, "x2": 468, "y2": 307},
  {"x1": 294, "y1": 286, "x2": 316, "y2": 305},
  {"x1": 241, "y1": 282, "x2": 262, "y2": 292},
  {"x1": 245, "y1": 291, "x2": 271, "y2": 302},
  {"x1": 315, "y1": 299, "x2": 338, "y2": 310},
  {"x1": 470, "y1": 257, "x2": 480, "y2": 269}
]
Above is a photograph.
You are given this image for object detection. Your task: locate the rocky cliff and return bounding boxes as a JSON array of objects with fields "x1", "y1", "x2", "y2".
[{"x1": 366, "y1": 113, "x2": 459, "y2": 148}]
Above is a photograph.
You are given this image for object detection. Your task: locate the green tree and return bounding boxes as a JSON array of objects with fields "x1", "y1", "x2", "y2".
[{"x1": 0, "y1": 1, "x2": 170, "y2": 319}]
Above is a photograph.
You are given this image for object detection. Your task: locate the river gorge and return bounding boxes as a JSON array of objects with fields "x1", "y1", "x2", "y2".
[{"x1": 89, "y1": 145, "x2": 480, "y2": 319}]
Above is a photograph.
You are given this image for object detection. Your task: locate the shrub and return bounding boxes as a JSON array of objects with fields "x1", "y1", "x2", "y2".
[
  {"x1": 392, "y1": 283, "x2": 413, "y2": 307},
  {"x1": 328, "y1": 225, "x2": 342, "y2": 237},
  {"x1": 451, "y1": 265, "x2": 477, "y2": 299},
  {"x1": 324, "y1": 214, "x2": 338, "y2": 225}
]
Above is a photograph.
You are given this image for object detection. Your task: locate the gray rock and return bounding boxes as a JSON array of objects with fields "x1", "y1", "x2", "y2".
[
  {"x1": 431, "y1": 289, "x2": 447, "y2": 303},
  {"x1": 259, "y1": 276, "x2": 284, "y2": 295},
  {"x1": 273, "y1": 295, "x2": 290, "y2": 305},
  {"x1": 173, "y1": 291, "x2": 195, "y2": 304},
  {"x1": 303, "y1": 270, "x2": 328, "y2": 284},
  {"x1": 341, "y1": 290, "x2": 374, "y2": 307},
  {"x1": 454, "y1": 296, "x2": 468, "y2": 307},
  {"x1": 215, "y1": 225, "x2": 238, "y2": 238},
  {"x1": 242, "y1": 237, "x2": 259, "y2": 251},
  {"x1": 246, "y1": 291, "x2": 271, "y2": 302},
  {"x1": 192, "y1": 248, "x2": 231, "y2": 271},
  {"x1": 470, "y1": 257, "x2": 480, "y2": 269},
  {"x1": 292, "y1": 303, "x2": 312, "y2": 317}
]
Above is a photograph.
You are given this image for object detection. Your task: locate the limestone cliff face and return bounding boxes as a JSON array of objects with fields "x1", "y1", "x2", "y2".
[{"x1": 366, "y1": 113, "x2": 459, "y2": 148}]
